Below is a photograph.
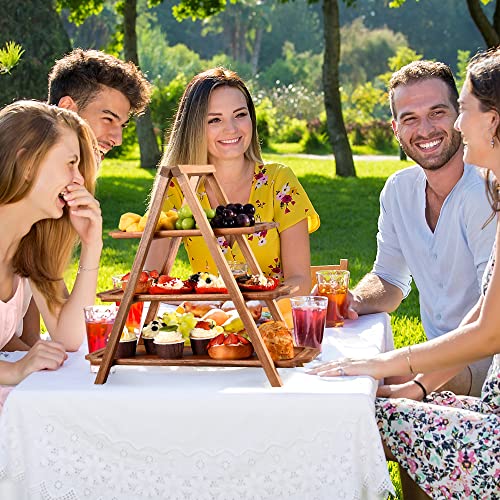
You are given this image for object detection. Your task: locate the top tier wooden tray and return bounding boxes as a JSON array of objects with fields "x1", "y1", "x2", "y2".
[{"x1": 109, "y1": 222, "x2": 277, "y2": 239}]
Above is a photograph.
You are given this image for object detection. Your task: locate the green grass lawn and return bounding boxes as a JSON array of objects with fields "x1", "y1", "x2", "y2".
[{"x1": 69, "y1": 151, "x2": 426, "y2": 499}]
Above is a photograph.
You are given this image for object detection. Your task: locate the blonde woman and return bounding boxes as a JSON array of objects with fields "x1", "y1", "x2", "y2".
[
  {"x1": 0, "y1": 101, "x2": 102, "y2": 407},
  {"x1": 310, "y1": 48, "x2": 500, "y2": 500},
  {"x1": 145, "y1": 68, "x2": 319, "y2": 295}
]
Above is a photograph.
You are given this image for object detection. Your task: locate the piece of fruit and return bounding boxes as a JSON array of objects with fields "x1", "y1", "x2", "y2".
[
  {"x1": 175, "y1": 219, "x2": 184, "y2": 230},
  {"x1": 125, "y1": 222, "x2": 141, "y2": 232},
  {"x1": 181, "y1": 217, "x2": 195, "y2": 230},
  {"x1": 243, "y1": 203, "x2": 256, "y2": 215},
  {"x1": 178, "y1": 206, "x2": 193, "y2": 220},
  {"x1": 118, "y1": 212, "x2": 141, "y2": 231},
  {"x1": 204, "y1": 208, "x2": 216, "y2": 219}
]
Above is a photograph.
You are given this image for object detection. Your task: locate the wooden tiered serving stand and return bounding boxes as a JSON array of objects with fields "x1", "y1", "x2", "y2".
[{"x1": 91, "y1": 164, "x2": 318, "y2": 387}]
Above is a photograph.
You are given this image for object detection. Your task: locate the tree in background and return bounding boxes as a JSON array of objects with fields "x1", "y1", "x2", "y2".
[
  {"x1": 0, "y1": 0, "x2": 71, "y2": 105},
  {"x1": 389, "y1": 0, "x2": 499, "y2": 50},
  {"x1": 58, "y1": 0, "x2": 229, "y2": 168}
]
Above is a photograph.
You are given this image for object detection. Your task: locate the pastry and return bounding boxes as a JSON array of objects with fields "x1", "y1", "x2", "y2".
[
  {"x1": 207, "y1": 333, "x2": 254, "y2": 360},
  {"x1": 258, "y1": 321, "x2": 294, "y2": 361}
]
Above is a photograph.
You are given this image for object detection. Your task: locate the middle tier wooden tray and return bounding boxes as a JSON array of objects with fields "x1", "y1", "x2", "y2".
[
  {"x1": 86, "y1": 344, "x2": 320, "y2": 368},
  {"x1": 97, "y1": 283, "x2": 294, "y2": 303}
]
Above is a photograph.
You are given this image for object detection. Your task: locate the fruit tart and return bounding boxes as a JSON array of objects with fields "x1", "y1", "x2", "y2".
[
  {"x1": 236, "y1": 274, "x2": 280, "y2": 292},
  {"x1": 190, "y1": 272, "x2": 228, "y2": 294},
  {"x1": 207, "y1": 332, "x2": 254, "y2": 360},
  {"x1": 119, "y1": 270, "x2": 154, "y2": 294},
  {"x1": 149, "y1": 275, "x2": 194, "y2": 295}
]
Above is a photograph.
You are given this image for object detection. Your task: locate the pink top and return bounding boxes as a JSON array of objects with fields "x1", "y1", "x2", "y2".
[{"x1": 0, "y1": 277, "x2": 28, "y2": 411}]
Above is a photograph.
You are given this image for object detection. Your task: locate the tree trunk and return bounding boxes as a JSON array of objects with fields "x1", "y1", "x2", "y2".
[
  {"x1": 466, "y1": 0, "x2": 500, "y2": 47},
  {"x1": 250, "y1": 25, "x2": 263, "y2": 76},
  {"x1": 122, "y1": 0, "x2": 160, "y2": 168},
  {"x1": 322, "y1": 0, "x2": 355, "y2": 177}
]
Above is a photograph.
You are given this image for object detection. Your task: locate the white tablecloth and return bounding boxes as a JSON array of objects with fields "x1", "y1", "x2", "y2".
[{"x1": 0, "y1": 313, "x2": 395, "y2": 500}]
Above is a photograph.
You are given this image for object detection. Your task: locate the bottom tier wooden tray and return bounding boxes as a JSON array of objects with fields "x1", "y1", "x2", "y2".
[{"x1": 86, "y1": 344, "x2": 320, "y2": 368}]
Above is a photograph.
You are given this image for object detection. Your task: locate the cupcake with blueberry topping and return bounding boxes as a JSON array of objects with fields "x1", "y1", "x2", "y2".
[{"x1": 141, "y1": 319, "x2": 166, "y2": 354}]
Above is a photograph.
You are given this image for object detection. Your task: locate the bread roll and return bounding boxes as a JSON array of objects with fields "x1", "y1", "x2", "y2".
[
  {"x1": 221, "y1": 300, "x2": 262, "y2": 321},
  {"x1": 182, "y1": 301, "x2": 222, "y2": 317},
  {"x1": 258, "y1": 321, "x2": 295, "y2": 361}
]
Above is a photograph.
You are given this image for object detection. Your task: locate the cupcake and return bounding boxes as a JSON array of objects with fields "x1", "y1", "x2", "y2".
[
  {"x1": 141, "y1": 319, "x2": 166, "y2": 354},
  {"x1": 189, "y1": 320, "x2": 223, "y2": 356},
  {"x1": 115, "y1": 327, "x2": 137, "y2": 358},
  {"x1": 154, "y1": 330, "x2": 185, "y2": 359}
]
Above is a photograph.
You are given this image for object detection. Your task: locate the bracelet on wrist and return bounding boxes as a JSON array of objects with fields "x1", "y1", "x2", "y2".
[
  {"x1": 78, "y1": 264, "x2": 99, "y2": 274},
  {"x1": 413, "y1": 379, "x2": 428, "y2": 400}
]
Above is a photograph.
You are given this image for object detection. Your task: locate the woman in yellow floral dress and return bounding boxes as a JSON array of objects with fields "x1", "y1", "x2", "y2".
[{"x1": 146, "y1": 68, "x2": 319, "y2": 295}]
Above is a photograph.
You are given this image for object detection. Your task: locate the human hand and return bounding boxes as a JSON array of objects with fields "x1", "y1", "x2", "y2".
[
  {"x1": 14, "y1": 340, "x2": 68, "y2": 383},
  {"x1": 376, "y1": 380, "x2": 425, "y2": 400},
  {"x1": 307, "y1": 356, "x2": 383, "y2": 379},
  {"x1": 344, "y1": 290, "x2": 359, "y2": 320},
  {"x1": 63, "y1": 183, "x2": 102, "y2": 247}
]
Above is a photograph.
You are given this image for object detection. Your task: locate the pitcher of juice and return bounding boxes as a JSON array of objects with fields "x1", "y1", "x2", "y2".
[{"x1": 316, "y1": 270, "x2": 350, "y2": 327}]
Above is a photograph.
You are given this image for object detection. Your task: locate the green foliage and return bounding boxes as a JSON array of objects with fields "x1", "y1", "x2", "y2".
[
  {"x1": 276, "y1": 117, "x2": 308, "y2": 143},
  {"x1": 340, "y1": 18, "x2": 408, "y2": 86},
  {"x1": 0, "y1": 0, "x2": 71, "y2": 105},
  {"x1": 204, "y1": 53, "x2": 253, "y2": 80},
  {"x1": 299, "y1": 117, "x2": 331, "y2": 154},
  {"x1": 172, "y1": 0, "x2": 229, "y2": 21},
  {"x1": 258, "y1": 41, "x2": 322, "y2": 91},
  {"x1": 56, "y1": 0, "x2": 104, "y2": 25},
  {"x1": 0, "y1": 41, "x2": 24, "y2": 75},
  {"x1": 150, "y1": 73, "x2": 188, "y2": 137},
  {"x1": 456, "y1": 49, "x2": 471, "y2": 90},
  {"x1": 254, "y1": 96, "x2": 277, "y2": 149}
]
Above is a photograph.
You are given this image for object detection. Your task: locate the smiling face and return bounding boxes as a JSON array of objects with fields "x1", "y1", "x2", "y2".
[
  {"x1": 29, "y1": 126, "x2": 84, "y2": 220},
  {"x1": 392, "y1": 78, "x2": 462, "y2": 171},
  {"x1": 455, "y1": 81, "x2": 499, "y2": 170},
  {"x1": 206, "y1": 85, "x2": 253, "y2": 165},
  {"x1": 76, "y1": 86, "x2": 131, "y2": 160}
]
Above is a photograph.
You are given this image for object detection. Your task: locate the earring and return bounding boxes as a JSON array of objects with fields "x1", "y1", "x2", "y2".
[{"x1": 491, "y1": 137, "x2": 495, "y2": 148}]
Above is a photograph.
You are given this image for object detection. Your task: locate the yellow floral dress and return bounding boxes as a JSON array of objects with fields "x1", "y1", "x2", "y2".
[{"x1": 162, "y1": 162, "x2": 320, "y2": 279}]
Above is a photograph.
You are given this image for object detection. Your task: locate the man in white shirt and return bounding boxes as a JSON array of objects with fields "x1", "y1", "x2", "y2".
[{"x1": 349, "y1": 61, "x2": 495, "y2": 397}]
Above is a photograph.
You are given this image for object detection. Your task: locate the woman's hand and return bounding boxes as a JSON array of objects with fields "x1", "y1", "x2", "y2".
[
  {"x1": 13, "y1": 341, "x2": 67, "y2": 384},
  {"x1": 63, "y1": 183, "x2": 102, "y2": 246},
  {"x1": 307, "y1": 356, "x2": 384, "y2": 379}
]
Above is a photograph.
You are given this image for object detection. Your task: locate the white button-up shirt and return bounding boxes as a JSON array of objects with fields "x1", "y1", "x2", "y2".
[{"x1": 373, "y1": 164, "x2": 496, "y2": 340}]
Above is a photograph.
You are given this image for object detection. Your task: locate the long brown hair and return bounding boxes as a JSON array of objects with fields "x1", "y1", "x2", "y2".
[
  {"x1": 466, "y1": 47, "x2": 500, "y2": 214},
  {"x1": 160, "y1": 67, "x2": 263, "y2": 169},
  {"x1": 0, "y1": 100, "x2": 97, "y2": 313}
]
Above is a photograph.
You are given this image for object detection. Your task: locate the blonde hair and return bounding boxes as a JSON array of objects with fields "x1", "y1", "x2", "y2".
[
  {"x1": 160, "y1": 67, "x2": 263, "y2": 168},
  {"x1": 0, "y1": 100, "x2": 98, "y2": 313}
]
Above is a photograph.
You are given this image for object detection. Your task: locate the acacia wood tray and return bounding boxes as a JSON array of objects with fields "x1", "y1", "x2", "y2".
[
  {"x1": 109, "y1": 222, "x2": 277, "y2": 239},
  {"x1": 97, "y1": 283, "x2": 294, "y2": 302},
  {"x1": 86, "y1": 344, "x2": 320, "y2": 368}
]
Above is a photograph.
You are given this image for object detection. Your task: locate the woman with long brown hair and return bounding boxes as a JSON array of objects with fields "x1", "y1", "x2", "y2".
[
  {"x1": 146, "y1": 67, "x2": 319, "y2": 295},
  {"x1": 0, "y1": 101, "x2": 102, "y2": 406}
]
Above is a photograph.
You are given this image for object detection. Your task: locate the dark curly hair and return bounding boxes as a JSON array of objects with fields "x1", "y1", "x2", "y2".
[
  {"x1": 48, "y1": 49, "x2": 151, "y2": 116},
  {"x1": 388, "y1": 60, "x2": 459, "y2": 119}
]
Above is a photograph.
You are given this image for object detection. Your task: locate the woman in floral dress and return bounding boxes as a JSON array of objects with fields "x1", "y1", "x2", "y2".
[
  {"x1": 145, "y1": 68, "x2": 319, "y2": 296},
  {"x1": 310, "y1": 48, "x2": 500, "y2": 499}
]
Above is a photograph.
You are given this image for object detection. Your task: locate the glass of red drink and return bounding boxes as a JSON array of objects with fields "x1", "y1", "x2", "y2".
[
  {"x1": 316, "y1": 270, "x2": 350, "y2": 327},
  {"x1": 290, "y1": 296, "x2": 328, "y2": 350},
  {"x1": 84, "y1": 305, "x2": 118, "y2": 353},
  {"x1": 112, "y1": 276, "x2": 145, "y2": 334}
]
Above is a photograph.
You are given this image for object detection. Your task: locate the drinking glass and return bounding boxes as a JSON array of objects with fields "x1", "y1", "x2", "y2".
[
  {"x1": 316, "y1": 270, "x2": 350, "y2": 327},
  {"x1": 290, "y1": 296, "x2": 328, "y2": 350},
  {"x1": 84, "y1": 305, "x2": 118, "y2": 353}
]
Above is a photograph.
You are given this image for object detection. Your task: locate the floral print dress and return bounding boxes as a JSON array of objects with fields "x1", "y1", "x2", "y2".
[
  {"x1": 375, "y1": 245, "x2": 500, "y2": 499},
  {"x1": 162, "y1": 163, "x2": 320, "y2": 278}
]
